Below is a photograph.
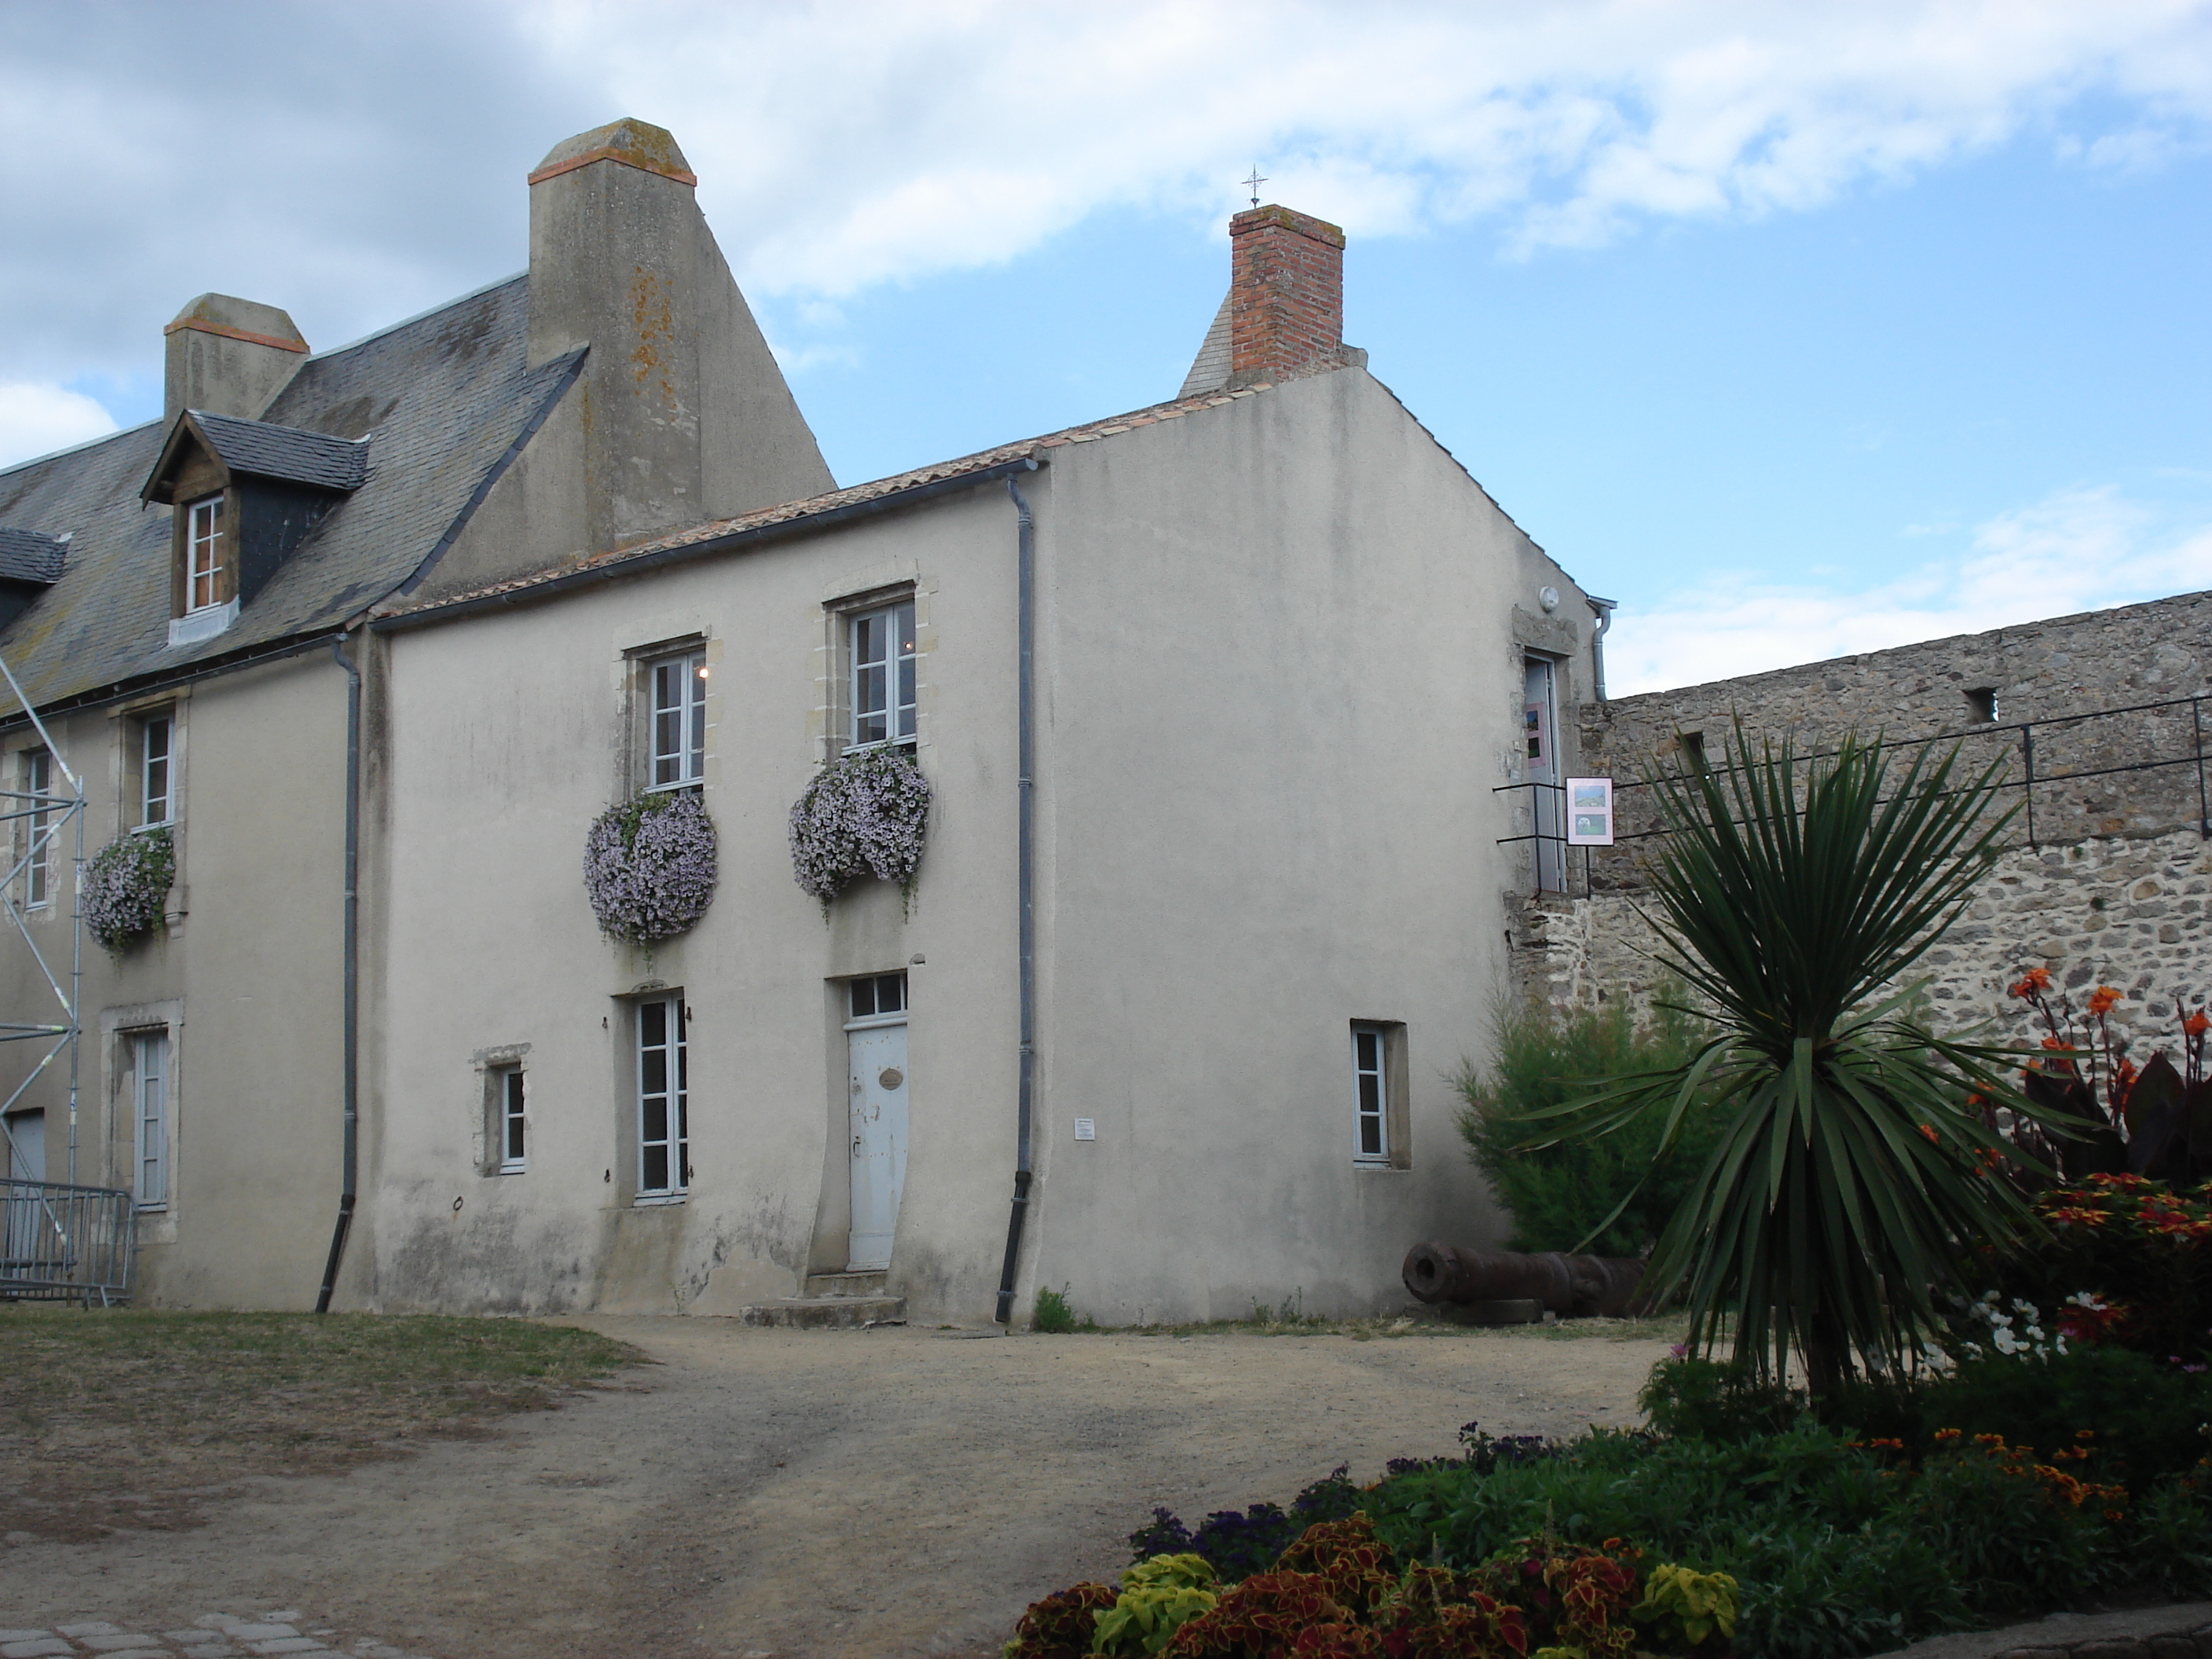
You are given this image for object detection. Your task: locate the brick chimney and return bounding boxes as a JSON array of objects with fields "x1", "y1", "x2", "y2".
[
  {"x1": 1178, "y1": 205, "x2": 1364, "y2": 398},
  {"x1": 1229, "y1": 205, "x2": 1357, "y2": 389},
  {"x1": 163, "y1": 294, "x2": 309, "y2": 424}
]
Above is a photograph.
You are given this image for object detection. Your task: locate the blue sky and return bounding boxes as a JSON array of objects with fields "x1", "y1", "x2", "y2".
[{"x1": 5, "y1": 2, "x2": 2210, "y2": 691}]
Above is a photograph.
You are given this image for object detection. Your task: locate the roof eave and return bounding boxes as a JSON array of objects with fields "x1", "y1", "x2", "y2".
[{"x1": 371, "y1": 454, "x2": 1042, "y2": 636}]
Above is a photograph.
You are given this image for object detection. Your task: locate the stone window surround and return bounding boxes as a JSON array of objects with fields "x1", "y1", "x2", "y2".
[
  {"x1": 1350, "y1": 1019, "x2": 1412, "y2": 1172},
  {"x1": 811, "y1": 569, "x2": 934, "y2": 767},
  {"x1": 100, "y1": 998, "x2": 185, "y2": 1245},
  {"x1": 470, "y1": 1042, "x2": 530, "y2": 1178}
]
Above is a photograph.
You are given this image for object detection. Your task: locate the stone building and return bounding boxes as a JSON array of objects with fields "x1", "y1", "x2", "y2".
[
  {"x1": 1511, "y1": 588, "x2": 2212, "y2": 1064},
  {"x1": 0, "y1": 118, "x2": 1606, "y2": 1322}
]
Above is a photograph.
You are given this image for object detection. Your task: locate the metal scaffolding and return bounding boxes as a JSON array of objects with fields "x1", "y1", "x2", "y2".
[{"x1": 0, "y1": 647, "x2": 133, "y2": 1303}]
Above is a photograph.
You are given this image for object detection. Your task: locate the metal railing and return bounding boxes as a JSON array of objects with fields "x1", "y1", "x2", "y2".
[
  {"x1": 1, "y1": 1177, "x2": 135, "y2": 1304},
  {"x1": 1497, "y1": 691, "x2": 2212, "y2": 898}
]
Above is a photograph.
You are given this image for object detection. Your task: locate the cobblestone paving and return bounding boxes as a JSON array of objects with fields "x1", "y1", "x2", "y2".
[{"x1": 0, "y1": 1612, "x2": 433, "y2": 1659}]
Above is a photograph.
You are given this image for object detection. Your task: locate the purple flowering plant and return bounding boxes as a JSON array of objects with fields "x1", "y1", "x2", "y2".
[
  {"x1": 83, "y1": 826, "x2": 176, "y2": 954},
  {"x1": 584, "y1": 787, "x2": 718, "y2": 945},
  {"x1": 787, "y1": 747, "x2": 932, "y2": 912}
]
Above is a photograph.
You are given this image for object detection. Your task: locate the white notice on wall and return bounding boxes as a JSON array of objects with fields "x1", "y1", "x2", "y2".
[
  {"x1": 1073, "y1": 1118, "x2": 1097, "y2": 1141},
  {"x1": 1565, "y1": 777, "x2": 1616, "y2": 846}
]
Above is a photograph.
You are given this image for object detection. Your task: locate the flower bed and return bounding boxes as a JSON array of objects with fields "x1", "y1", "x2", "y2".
[
  {"x1": 1009, "y1": 1377, "x2": 2212, "y2": 1659},
  {"x1": 83, "y1": 827, "x2": 174, "y2": 953},
  {"x1": 582, "y1": 789, "x2": 718, "y2": 944}
]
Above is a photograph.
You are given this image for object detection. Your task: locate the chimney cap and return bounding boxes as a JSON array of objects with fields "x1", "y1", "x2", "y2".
[
  {"x1": 529, "y1": 118, "x2": 696, "y2": 188},
  {"x1": 1229, "y1": 203, "x2": 1345, "y2": 250},
  {"x1": 163, "y1": 294, "x2": 309, "y2": 354}
]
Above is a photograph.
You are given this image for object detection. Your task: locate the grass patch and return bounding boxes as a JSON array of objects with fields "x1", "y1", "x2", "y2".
[{"x1": 0, "y1": 1308, "x2": 642, "y2": 1541}]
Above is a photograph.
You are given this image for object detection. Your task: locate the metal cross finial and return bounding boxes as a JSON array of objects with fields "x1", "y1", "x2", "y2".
[{"x1": 1243, "y1": 167, "x2": 1267, "y2": 208}]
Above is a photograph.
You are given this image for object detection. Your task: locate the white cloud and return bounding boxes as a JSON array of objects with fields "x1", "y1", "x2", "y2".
[
  {"x1": 0, "y1": 383, "x2": 119, "y2": 471},
  {"x1": 516, "y1": 0, "x2": 2212, "y2": 293},
  {"x1": 1603, "y1": 485, "x2": 2212, "y2": 694}
]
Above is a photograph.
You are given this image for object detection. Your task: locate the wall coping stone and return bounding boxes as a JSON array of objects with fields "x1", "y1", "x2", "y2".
[{"x1": 1876, "y1": 1604, "x2": 2212, "y2": 1659}]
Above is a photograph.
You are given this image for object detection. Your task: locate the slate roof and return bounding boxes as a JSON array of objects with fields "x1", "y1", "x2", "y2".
[
  {"x1": 148, "y1": 410, "x2": 370, "y2": 498},
  {"x1": 0, "y1": 528, "x2": 66, "y2": 586},
  {"x1": 380, "y1": 383, "x2": 1283, "y2": 624},
  {"x1": 0, "y1": 274, "x2": 583, "y2": 711}
]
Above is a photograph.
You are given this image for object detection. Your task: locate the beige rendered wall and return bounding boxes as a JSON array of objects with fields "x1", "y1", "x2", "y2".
[
  {"x1": 1015, "y1": 369, "x2": 1595, "y2": 1323},
  {"x1": 357, "y1": 367, "x2": 1593, "y2": 1325},
  {"x1": 357, "y1": 487, "x2": 1024, "y2": 1317},
  {"x1": 0, "y1": 654, "x2": 348, "y2": 1307}
]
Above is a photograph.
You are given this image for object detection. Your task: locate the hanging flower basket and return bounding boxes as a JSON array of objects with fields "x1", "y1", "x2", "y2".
[
  {"x1": 584, "y1": 788, "x2": 719, "y2": 945},
  {"x1": 84, "y1": 827, "x2": 175, "y2": 954},
  {"x1": 788, "y1": 747, "x2": 932, "y2": 907}
]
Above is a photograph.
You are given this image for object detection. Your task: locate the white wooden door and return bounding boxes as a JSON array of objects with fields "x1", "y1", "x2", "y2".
[{"x1": 847, "y1": 1024, "x2": 908, "y2": 1270}]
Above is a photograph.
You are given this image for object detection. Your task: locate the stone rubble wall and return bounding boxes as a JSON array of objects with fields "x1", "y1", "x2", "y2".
[{"x1": 1512, "y1": 588, "x2": 2212, "y2": 1047}]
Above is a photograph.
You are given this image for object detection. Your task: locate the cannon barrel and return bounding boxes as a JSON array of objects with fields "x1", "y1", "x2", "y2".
[{"x1": 1401, "y1": 1240, "x2": 1647, "y2": 1317}]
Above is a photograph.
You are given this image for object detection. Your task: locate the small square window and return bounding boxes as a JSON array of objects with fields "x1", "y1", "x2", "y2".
[
  {"x1": 1965, "y1": 687, "x2": 1999, "y2": 724},
  {"x1": 848, "y1": 972, "x2": 907, "y2": 1024},
  {"x1": 848, "y1": 601, "x2": 916, "y2": 749},
  {"x1": 646, "y1": 649, "x2": 708, "y2": 789}
]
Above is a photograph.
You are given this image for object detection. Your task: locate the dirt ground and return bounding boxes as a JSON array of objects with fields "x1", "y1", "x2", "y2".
[{"x1": 0, "y1": 1317, "x2": 1675, "y2": 1659}]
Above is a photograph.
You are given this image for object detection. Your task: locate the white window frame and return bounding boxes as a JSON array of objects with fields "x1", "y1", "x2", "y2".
[
  {"x1": 494, "y1": 1065, "x2": 526, "y2": 1174},
  {"x1": 848, "y1": 600, "x2": 916, "y2": 750},
  {"x1": 20, "y1": 747, "x2": 51, "y2": 910},
  {"x1": 845, "y1": 971, "x2": 908, "y2": 1030},
  {"x1": 185, "y1": 496, "x2": 225, "y2": 615},
  {"x1": 133, "y1": 1029, "x2": 169, "y2": 1209},
  {"x1": 1351, "y1": 1024, "x2": 1390, "y2": 1165},
  {"x1": 635, "y1": 995, "x2": 688, "y2": 1199},
  {"x1": 647, "y1": 649, "x2": 708, "y2": 789},
  {"x1": 138, "y1": 713, "x2": 174, "y2": 830}
]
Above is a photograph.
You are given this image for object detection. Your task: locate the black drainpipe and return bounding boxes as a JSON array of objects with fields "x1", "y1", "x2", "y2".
[
  {"x1": 994, "y1": 465, "x2": 1040, "y2": 1324},
  {"x1": 316, "y1": 631, "x2": 363, "y2": 1313}
]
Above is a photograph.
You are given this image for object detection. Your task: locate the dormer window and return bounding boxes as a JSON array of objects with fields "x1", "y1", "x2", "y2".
[
  {"x1": 185, "y1": 496, "x2": 225, "y2": 613},
  {"x1": 141, "y1": 408, "x2": 366, "y2": 650}
]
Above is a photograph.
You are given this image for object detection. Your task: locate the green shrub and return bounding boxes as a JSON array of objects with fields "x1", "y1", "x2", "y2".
[
  {"x1": 1639, "y1": 1356, "x2": 1807, "y2": 1442},
  {"x1": 1833, "y1": 1346, "x2": 2212, "y2": 1492},
  {"x1": 1033, "y1": 1284, "x2": 1093, "y2": 1334},
  {"x1": 1457, "y1": 997, "x2": 1722, "y2": 1255}
]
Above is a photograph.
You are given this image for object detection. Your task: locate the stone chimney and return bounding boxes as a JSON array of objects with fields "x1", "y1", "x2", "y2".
[
  {"x1": 163, "y1": 295, "x2": 309, "y2": 424},
  {"x1": 527, "y1": 116, "x2": 832, "y2": 553}
]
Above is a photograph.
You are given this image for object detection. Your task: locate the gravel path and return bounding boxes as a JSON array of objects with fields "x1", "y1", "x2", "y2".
[{"x1": 0, "y1": 1318, "x2": 1672, "y2": 1659}]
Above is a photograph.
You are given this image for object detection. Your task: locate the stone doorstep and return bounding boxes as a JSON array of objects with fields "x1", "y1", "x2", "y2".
[
  {"x1": 738, "y1": 1294, "x2": 906, "y2": 1329},
  {"x1": 1881, "y1": 1605, "x2": 2212, "y2": 1659},
  {"x1": 802, "y1": 1270, "x2": 887, "y2": 1298}
]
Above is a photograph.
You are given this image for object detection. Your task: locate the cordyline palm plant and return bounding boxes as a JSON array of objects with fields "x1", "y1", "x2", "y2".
[{"x1": 1521, "y1": 728, "x2": 2077, "y2": 1396}]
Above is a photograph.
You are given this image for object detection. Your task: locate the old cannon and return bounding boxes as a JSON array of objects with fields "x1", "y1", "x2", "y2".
[{"x1": 1401, "y1": 1240, "x2": 1648, "y2": 1320}]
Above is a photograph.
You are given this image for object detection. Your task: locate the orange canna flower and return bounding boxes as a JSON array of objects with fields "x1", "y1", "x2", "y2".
[
  {"x1": 2185, "y1": 1010, "x2": 2210, "y2": 1038},
  {"x1": 1918, "y1": 1123, "x2": 1939, "y2": 1143},
  {"x1": 2088, "y1": 986, "x2": 2122, "y2": 1016},
  {"x1": 2043, "y1": 1036, "x2": 2070, "y2": 1051},
  {"x1": 2010, "y1": 967, "x2": 2053, "y2": 998}
]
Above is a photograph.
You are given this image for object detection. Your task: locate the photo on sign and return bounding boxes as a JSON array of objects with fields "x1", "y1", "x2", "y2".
[{"x1": 1565, "y1": 777, "x2": 1615, "y2": 846}]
